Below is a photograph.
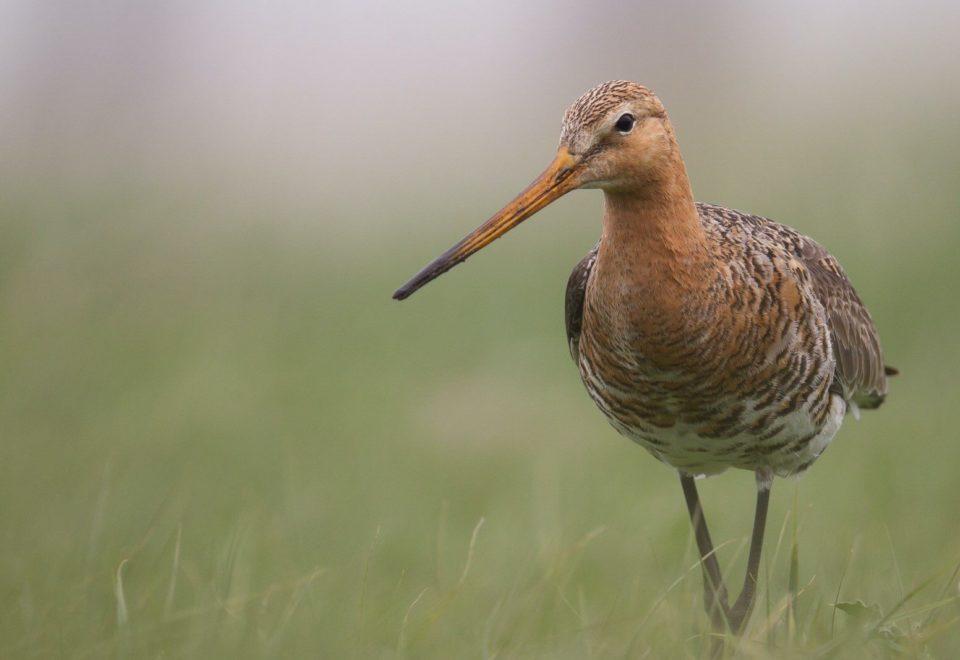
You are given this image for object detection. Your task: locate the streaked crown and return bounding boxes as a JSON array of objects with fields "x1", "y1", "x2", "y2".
[{"x1": 560, "y1": 81, "x2": 665, "y2": 152}]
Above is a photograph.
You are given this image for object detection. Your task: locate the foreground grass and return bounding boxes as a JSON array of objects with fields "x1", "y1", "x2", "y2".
[
  {"x1": 4, "y1": 484, "x2": 958, "y2": 658},
  {"x1": 1, "y1": 187, "x2": 958, "y2": 658}
]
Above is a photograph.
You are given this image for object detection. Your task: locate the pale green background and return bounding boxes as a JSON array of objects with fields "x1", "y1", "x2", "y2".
[{"x1": 1, "y1": 1, "x2": 958, "y2": 657}]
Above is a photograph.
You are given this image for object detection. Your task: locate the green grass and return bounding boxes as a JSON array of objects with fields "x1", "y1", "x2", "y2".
[{"x1": 1, "y1": 172, "x2": 959, "y2": 659}]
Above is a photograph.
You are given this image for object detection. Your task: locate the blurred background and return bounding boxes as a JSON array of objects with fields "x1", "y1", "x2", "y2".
[{"x1": 1, "y1": 1, "x2": 959, "y2": 657}]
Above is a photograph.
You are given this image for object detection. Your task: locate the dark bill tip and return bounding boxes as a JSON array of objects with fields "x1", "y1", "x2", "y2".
[
  {"x1": 391, "y1": 148, "x2": 580, "y2": 302},
  {"x1": 391, "y1": 245, "x2": 466, "y2": 301}
]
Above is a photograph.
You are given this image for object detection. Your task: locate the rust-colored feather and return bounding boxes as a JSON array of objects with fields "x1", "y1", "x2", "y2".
[
  {"x1": 693, "y1": 203, "x2": 892, "y2": 408},
  {"x1": 567, "y1": 201, "x2": 892, "y2": 476}
]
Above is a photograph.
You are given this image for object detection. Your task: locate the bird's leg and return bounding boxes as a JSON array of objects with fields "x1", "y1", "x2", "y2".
[
  {"x1": 727, "y1": 468, "x2": 773, "y2": 635},
  {"x1": 679, "y1": 474, "x2": 731, "y2": 631}
]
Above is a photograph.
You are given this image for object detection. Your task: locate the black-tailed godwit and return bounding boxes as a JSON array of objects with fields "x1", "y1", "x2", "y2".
[{"x1": 393, "y1": 81, "x2": 894, "y2": 637}]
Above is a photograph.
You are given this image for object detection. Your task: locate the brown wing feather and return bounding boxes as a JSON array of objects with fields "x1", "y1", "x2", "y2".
[
  {"x1": 797, "y1": 238, "x2": 890, "y2": 408},
  {"x1": 565, "y1": 244, "x2": 599, "y2": 363},
  {"x1": 574, "y1": 204, "x2": 893, "y2": 407},
  {"x1": 696, "y1": 202, "x2": 893, "y2": 409}
]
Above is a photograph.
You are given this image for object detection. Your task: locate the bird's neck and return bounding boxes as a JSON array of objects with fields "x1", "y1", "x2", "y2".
[
  {"x1": 597, "y1": 154, "x2": 712, "y2": 292},
  {"x1": 588, "y1": 156, "x2": 720, "y2": 357}
]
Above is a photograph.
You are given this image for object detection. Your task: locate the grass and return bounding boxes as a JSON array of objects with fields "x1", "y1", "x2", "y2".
[{"x1": 1, "y1": 161, "x2": 959, "y2": 658}]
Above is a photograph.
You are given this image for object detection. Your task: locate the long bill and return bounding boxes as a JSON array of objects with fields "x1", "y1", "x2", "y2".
[{"x1": 392, "y1": 148, "x2": 582, "y2": 300}]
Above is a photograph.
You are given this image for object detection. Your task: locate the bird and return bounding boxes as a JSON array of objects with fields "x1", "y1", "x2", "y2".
[{"x1": 392, "y1": 80, "x2": 894, "y2": 638}]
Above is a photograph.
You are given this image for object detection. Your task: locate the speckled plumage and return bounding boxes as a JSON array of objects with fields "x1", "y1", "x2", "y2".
[
  {"x1": 546, "y1": 82, "x2": 894, "y2": 481},
  {"x1": 394, "y1": 80, "x2": 895, "y2": 638},
  {"x1": 566, "y1": 203, "x2": 890, "y2": 477}
]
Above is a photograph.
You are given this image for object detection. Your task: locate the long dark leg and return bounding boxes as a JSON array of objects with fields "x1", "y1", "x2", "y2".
[
  {"x1": 680, "y1": 474, "x2": 730, "y2": 631},
  {"x1": 727, "y1": 470, "x2": 772, "y2": 635}
]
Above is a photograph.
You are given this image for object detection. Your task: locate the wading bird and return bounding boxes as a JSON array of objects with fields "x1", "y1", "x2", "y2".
[{"x1": 393, "y1": 81, "x2": 893, "y2": 637}]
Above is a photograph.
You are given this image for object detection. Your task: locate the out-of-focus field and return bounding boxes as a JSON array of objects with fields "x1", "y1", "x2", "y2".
[{"x1": 2, "y1": 2, "x2": 960, "y2": 657}]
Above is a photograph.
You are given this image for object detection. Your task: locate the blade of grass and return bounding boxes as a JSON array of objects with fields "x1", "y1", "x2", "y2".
[
  {"x1": 626, "y1": 537, "x2": 740, "y2": 658},
  {"x1": 829, "y1": 537, "x2": 859, "y2": 638},
  {"x1": 420, "y1": 516, "x2": 488, "y2": 633},
  {"x1": 884, "y1": 524, "x2": 906, "y2": 601},
  {"x1": 755, "y1": 575, "x2": 817, "y2": 639},
  {"x1": 914, "y1": 614, "x2": 960, "y2": 645},
  {"x1": 164, "y1": 523, "x2": 182, "y2": 617},
  {"x1": 769, "y1": 507, "x2": 792, "y2": 575},
  {"x1": 885, "y1": 594, "x2": 960, "y2": 624},
  {"x1": 922, "y1": 555, "x2": 960, "y2": 629},
  {"x1": 397, "y1": 587, "x2": 429, "y2": 655},
  {"x1": 114, "y1": 558, "x2": 130, "y2": 628},
  {"x1": 867, "y1": 574, "x2": 937, "y2": 637},
  {"x1": 788, "y1": 484, "x2": 800, "y2": 641},
  {"x1": 266, "y1": 567, "x2": 326, "y2": 651},
  {"x1": 457, "y1": 517, "x2": 485, "y2": 587},
  {"x1": 765, "y1": 549, "x2": 773, "y2": 650}
]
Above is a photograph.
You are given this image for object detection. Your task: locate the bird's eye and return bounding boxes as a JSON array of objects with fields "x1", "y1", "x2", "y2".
[{"x1": 614, "y1": 113, "x2": 635, "y2": 134}]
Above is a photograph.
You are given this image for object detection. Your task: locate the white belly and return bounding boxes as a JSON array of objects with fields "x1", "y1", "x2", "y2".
[{"x1": 602, "y1": 394, "x2": 847, "y2": 478}]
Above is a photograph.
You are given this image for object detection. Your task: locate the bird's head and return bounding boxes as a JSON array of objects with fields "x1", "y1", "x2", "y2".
[
  {"x1": 559, "y1": 81, "x2": 676, "y2": 193},
  {"x1": 393, "y1": 81, "x2": 676, "y2": 300}
]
